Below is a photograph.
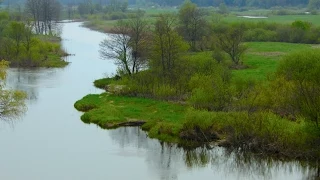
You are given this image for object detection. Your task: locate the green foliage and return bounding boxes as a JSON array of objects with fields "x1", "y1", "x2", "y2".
[
  {"x1": 94, "y1": 77, "x2": 115, "y2": 89},
  {"x1": 184, "y1": 109, "x2": 319, "y2": 155},
  {"x1": 178, "y1": 0, "x2": 208, "y2": 51},
  {"x1": 218, "y1": 3, "x2": 229, "y2": 14},
  {"x1": 291, "y1": 20, "x2": 311, "y2": 30},
  {"x1": 0, "y1": 60, "x2": 26, "y2": 122},
  {"x1": 276, "y1": 49, "x2": 320, "y2": 126},
  {"x1": 188, "y1": 70, "x2": 231, "y2": 111},
  {"x1": 74, "y1": 94, "x2": 104, "y2": 111},
  {"x1": 0, "y1": 12, "x2": 68, "y2": 68},
  {"x1": 244, "y1": 28, "x2": 277, "y2": 41}
]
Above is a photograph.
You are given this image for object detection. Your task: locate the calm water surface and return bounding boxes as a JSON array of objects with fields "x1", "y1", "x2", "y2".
[{"x1": 0, "y1": 22, "x2": 317, "y2": 180}]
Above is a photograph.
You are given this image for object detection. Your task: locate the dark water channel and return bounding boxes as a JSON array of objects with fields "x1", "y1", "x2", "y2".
[{"x1": 0, "y1": 22, "x2": 317, "y2": 180}]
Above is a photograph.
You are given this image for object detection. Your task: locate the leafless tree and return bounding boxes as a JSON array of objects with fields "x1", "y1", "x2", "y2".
[
  {"x1": 99, "y1": 20, "x2": 133, "y2": 75},
  {"x1": 99, "y1": 16, "x2": 149, "y2": 76},
  {"x1": 25, "y1": 0, "x2": 61, "y2": 35}
]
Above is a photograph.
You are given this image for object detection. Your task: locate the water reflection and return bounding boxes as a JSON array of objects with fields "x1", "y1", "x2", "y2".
[
  {"x1": 6, "y1": 68, "x2": 61, "y2": 101},
  {"x1": 109, "y1": 127, "x2": 319, "y2": 180}
]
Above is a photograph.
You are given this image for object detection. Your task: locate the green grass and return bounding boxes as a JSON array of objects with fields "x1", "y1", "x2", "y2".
[
  {"x1": 75, "y1": 93, "x2": 186, "y2": 131},
  {"x1": 94, "y1": 77, "x2": 114, "y2": 89},
  {"x1": 233, "y1": 42, "x2": 313, "y2": 80},
  {"x1": 40, "y1": 53, "x2": 69, "y2": 68},
  {"x1": 246, "y1": 42, "x2": 311, "y2": 52}
]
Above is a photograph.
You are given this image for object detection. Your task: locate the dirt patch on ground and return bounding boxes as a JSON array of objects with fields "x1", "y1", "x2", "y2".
[{"x1": 250, "y1": 51, "x2": 286, "y2": 57}]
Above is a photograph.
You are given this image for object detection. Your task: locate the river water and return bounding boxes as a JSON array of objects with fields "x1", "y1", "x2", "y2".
[{"x1": 0, "y1": 22, "x2": 317, "y2": 180}]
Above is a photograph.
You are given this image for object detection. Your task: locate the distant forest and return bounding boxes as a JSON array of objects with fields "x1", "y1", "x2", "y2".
[{"x1": 0, "y1": 0, "x2": 311, "y2": 8}]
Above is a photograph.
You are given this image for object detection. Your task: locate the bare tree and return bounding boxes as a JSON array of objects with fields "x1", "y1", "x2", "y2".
[
  {"x1": 99, "y1": 16, "x2": 149, "y2": 76},
  {"x1": 26, "y1": 0, "x2": 42, "y2": 34},
  {"x1": 25, "y1": 0, "x2": 61, "y2": 35},
  {"x1": 99, "y1": 20, "x2": 133, "y2": 75}
]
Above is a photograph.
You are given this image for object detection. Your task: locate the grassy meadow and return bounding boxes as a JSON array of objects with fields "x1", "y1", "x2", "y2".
[{"x1": 234, "y1": 42, "x2": 312, "y2": 80}]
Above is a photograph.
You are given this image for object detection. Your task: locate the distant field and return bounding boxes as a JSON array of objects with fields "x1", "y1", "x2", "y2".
[
  {"x1": 233, "y1": 42, "x2": 312, "y2": 80},
  {"x1": 223, "y1": 14, "x2": 320, "y2": 26}
]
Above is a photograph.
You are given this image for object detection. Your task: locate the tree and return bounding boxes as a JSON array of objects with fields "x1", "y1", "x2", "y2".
[
  {"x1": 25, "y1": 0, "x2": 61, "y2": 35},
  {"x1": 308, "y1": 0, "x2": 320, "y2": 10},
  {"x1": 178, "y1": 0, "x2": 207, "y2": 51},
  {"x1": 128, "y1": 13, "x2": 150, "y2": 74},
  {"x1": 215, "y1": 24, "x2": 247, "y2": 66},
  {"x1": 99, "y1": 20, "x2": 133, "y2": 75},
  {"x1": 7, "y1": 21, "x2": 25, "y2": 57},
  {"x1": 150, "y1": 14, "x2": 189, "y2": 80},
  {"x1": 0, "y1": 60, "x2": 26, "y2": 122},
  {"x1": 100, "y1": 15, "x2": 149, "y2": 76}
]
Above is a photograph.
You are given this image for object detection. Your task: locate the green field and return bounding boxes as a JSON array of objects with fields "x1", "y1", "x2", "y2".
[{"x1": 234, "y1": 42, "x2": 312, "y2": 80}]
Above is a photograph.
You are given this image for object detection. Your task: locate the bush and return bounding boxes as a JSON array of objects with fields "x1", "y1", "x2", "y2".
[
  {"x1": 153, "y1": 84, "x2": 177, "y2": 100},
  {"x1": 244, "y1": 28, "x2": 277, "y2": 41},
  {"x1": 183, "y1": 109, "x2": 318, "y2": 155},
  {"x1": 109, "y1": 12, "x2": 127, "y2": 20},
  {"x1": 188, "y1": 73, "x2": 231, "y2": 111},
  {"x1": 276, "y1": 49, "x2": 320, "y2": 127}
]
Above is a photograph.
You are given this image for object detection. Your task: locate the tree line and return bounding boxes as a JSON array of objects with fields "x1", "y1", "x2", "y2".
[{"x1": 2, "y1": 0, "x2": 318, "y2": 9}]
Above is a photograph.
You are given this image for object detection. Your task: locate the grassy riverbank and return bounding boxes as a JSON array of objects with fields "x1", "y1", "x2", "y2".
[
  {"x1": 75, "y1": 92, "x2": 320, "y2": 158},
  {"x1": 75, "y1": 41, "x2": 320, "y2": 159}
]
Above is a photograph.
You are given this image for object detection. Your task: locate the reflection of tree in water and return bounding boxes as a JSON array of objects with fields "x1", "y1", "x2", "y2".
[
  {"x1": 109, "y1": 127, "x2": 318, "y2": 180},
  {"x1": 6, "y1": 68, "x2": 58, "y2": 101}
]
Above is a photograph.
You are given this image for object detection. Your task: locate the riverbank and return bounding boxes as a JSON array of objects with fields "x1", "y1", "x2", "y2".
[
  {"x1": 10, "y1": 35, "x2": 69, "y2": 68},
  {"x1": 74, "y1": 88, "x2": 320, "y2": 160}
]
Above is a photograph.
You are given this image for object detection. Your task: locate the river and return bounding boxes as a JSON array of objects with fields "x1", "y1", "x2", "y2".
[{"x1": 0, "y1": 22, "x2": 317, "y2": 180}]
